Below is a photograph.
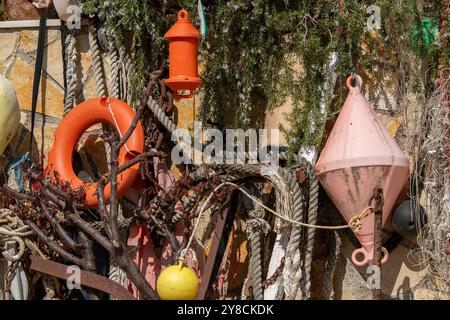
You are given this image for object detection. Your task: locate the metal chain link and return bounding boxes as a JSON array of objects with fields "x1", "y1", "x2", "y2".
[
  {"x1": 263, "y1": 257, "x2": 285, "y2": 288},
  {"x1": 3, "y1": 261, "x2": 19, "y2": 299}
]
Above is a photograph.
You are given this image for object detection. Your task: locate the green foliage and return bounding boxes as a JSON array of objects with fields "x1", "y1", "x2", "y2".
[
  {"x1": 201, "y1": 0, "x2": 446, "y2": 155},
  {"x1": 80, "y1": 0, "x2": 447, "y2": 155}
]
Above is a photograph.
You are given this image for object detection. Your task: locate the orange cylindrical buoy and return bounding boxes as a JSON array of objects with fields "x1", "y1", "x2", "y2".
[{"x1": 164, "y1": 9, "x2": 202, "y2": 99}]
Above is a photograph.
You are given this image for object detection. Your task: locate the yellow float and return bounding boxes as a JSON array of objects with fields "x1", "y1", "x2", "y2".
[
  {"x1": 0, "y1": 75, "x2": 20, "y2": 155},
  {"x1": 156, "y1": 261, "x2": 199, "y2": 300}
]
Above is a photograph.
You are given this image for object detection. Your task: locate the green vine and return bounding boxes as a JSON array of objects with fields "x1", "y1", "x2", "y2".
[
  {"x1": 201, "y1": 0, "x2": 445, "y2": 156},
  {"x1": 79, "y1": 0, "x2": 447, "y2": 155}
]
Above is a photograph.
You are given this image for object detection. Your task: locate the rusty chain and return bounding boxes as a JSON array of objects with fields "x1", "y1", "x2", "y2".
[
  {"x1": 3, "y1": 260, "x2": 19, "y2": 300},
  {"x1": 263, "y1": 257, "x2": 285, "y2": 288}
]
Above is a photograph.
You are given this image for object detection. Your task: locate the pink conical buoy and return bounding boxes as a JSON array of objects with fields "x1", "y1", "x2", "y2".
[{"x1": 316, "y1": 75, "x2": 409, "y2": 266}]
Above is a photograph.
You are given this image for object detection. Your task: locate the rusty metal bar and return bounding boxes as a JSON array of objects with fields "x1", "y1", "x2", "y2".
[
  {"x1": 196, "y1": 193, "x2": 237, "y2": 300},
  {"x1": 372, "y1": 188, "x2": 383, "y2": 300},
  {"x1": 30, "y1": 256, "x2": 135, "y2": 300}
]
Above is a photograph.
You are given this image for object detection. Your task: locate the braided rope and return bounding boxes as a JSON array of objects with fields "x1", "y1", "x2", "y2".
[
  {"x1": 147, "y1": 97, "x2": 177, "y2": 134},
  {"x1": 322, "y1": 229, "x2": 341, "y2": 300},
  {"x1": 278, "y1": 167, "x2": 304, "y2": 300},
  {"x1": 118, "y1": 46, "x2": 133, "y2": 104},
  {"x1": 63, "y1": 30, "x2": 78, "y2": 115},
  {"x1": 297, "y1": 165, "x2": 319, "y2": 300},
  {"x1": 180, "y1": 164, "x2": 372, "y2": 300},
  {"x1": 247, "y1": 202, "x2": 270, "y2": 300},
  {"x1": 108, "y1": 251, "x2": 128, "y2": 289},
  {"x1": 205, "y1": 164, "x2": 301, "y2": 299},
  {"x1": 108, "y1": 39, "x2": 120, "y2": 99},
  {"x1": 89, "y1": 22, "x2": 107, "y2": 98}
]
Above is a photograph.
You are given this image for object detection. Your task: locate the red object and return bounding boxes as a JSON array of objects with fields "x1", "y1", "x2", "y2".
[
  {"x1": 164, "y1": 9, "x2": 202, "y2": 99},
  {"x1": 47, "y1": 97, "x2": 144, "y2": 208},
  {"x1": 316, "y1": 75, "x2": 410, "y2": 267}
]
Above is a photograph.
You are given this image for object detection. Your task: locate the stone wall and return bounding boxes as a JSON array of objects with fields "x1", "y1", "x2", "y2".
[{"x1": 0, "y1": 23, "x2": 107, "y2": 163}]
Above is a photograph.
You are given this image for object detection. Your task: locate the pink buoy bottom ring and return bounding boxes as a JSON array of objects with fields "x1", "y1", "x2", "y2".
[{"x1": 351, "y1": 246, "x2": 389, "y2": 267}]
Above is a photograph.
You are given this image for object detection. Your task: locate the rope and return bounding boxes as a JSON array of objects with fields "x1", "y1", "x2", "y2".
[
  {"x1": 112, "y1": 44, "x2": 178, "y2": 136},
  {"x1": 108, "y1": 255, "x2": 128, "y2": 285},
  {"x1": 210, "y1": 163, "x2": 372, "y2": 300},
  {"x1": 63, "y1": 29, "x2": 78, "y2": 115},
  {"x1": 0, "y1": 209, "x2": 44, "y2": 261},
  {"x1": 247, "y1": 194, "x2": 270, "y2": 300},
  {"x1": 105, "y1": 97, "x2": 138, "y2": 157},
  {"x1": 118, "y1": 46, "x2": 131, "y2": 103},
  {"x1": 147, "y1": 97, "x2": 177, "y2": 134},
  {"x1": 322, "y1": 229, "x2": 341, "y2": 300},
  {"x1": 89, "y1": 22, "x2": 107, "y2": 98},
  {"x1": 226, "y1": 182, "x2": 372, "y2": 232},
  {"x1": 297, "y1": 165, "x2": 319, "y2": 300},
  {"x1": 108, "y1": 227, "x2": 128, "y2": 297},
  {"x1": 201, "y1": 164, "x2": 373, "y2": 232},
  {"x1": 280, "y1": 167, "x2": 304, "y2": 300},
  {"x1": 100, "y1": 26, "x2": 129, "y2": 290},
  {"x1": 179, "y1": 180, "x2": 372, "y2": 259},
  {"x1": 108, "y1": 39, "x2": 120, "y2": 99}
]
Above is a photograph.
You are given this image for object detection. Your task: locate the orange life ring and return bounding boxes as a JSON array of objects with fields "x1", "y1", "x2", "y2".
[{"x1": 47, "y1": 97, "x2": 144, "y2": 208}]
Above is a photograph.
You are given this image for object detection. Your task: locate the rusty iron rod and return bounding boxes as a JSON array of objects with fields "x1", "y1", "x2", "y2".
[
  {"x1": 30, "y1": 256, "x2": 135, "y2": 300},
  {"x1": 372, "y1": 188, "x2": 383, "y2": 300}
]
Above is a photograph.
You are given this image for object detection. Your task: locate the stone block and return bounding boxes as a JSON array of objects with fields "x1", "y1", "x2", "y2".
[
  {"x1": 43, "y1": 39, "x2": 64, "y2": 85},
  {"x1": 0, "y1": 31, "x2": 19, "y2": 67},
  {"x1": 8, "y1": 58, "x2": 64, "y2": 118},
  {"x1": 20, "y1": 28, "x2": 59, "y2": 53}
]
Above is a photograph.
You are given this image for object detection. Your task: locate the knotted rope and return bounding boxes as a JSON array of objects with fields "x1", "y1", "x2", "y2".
[{"x1": 0, "y1": 209, "x2": 45, "y2": 261}]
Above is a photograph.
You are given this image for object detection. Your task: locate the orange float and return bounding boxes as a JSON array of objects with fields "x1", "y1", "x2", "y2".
[
  {"x1": 47, "y1": 97, "x2": 144, "y2": 208},
  {"x1": 165, "y1": 9, "x2": 202, "y2": 99}
]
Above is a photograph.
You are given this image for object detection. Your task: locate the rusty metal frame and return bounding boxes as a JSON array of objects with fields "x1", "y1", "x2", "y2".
[{"x1": 30, "y1": 256, "x2": 135, "y2": 300}]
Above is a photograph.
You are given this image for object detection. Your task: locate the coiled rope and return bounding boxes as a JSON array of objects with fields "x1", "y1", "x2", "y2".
[{"x1": 0, "y1": 209, "x2": 45, "y2": 261}]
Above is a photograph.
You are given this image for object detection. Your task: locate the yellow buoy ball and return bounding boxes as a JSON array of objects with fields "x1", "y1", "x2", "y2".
[{"x1": 156, "y1": 261, "x2": 199, "y2": 300}]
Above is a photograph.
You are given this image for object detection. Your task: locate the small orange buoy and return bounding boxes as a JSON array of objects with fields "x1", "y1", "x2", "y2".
[
  {"x1": 47, "y1": 97, "x2": 144, "y2": 208},
  {"x1": 165, "y1": 9, "x2": 202, "y2": 99}
]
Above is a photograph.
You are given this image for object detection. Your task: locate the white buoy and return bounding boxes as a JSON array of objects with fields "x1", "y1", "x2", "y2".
[{"x1": 0, "y1": 75, "x2": 20, "y2": 155}]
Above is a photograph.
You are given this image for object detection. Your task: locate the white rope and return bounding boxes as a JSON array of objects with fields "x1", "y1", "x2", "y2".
[
  {"x1": 105, "y1": 97, "x2": 139, "y2": 157},
  {"x1": 179, "y1": 181, "x2": 371, "y2": 262},
  {"x1": 0, "y1": 209, "x2": 46, "y2": 261}
]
